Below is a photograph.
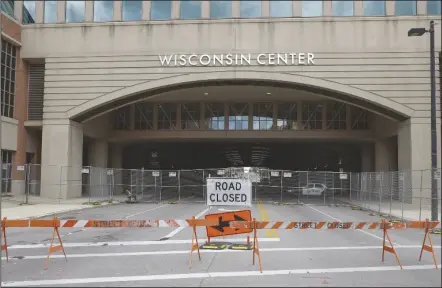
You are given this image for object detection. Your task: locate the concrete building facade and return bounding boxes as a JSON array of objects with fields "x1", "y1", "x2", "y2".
[{"x1": 0, "y1": 0, "x2": 441, "y2": 200}]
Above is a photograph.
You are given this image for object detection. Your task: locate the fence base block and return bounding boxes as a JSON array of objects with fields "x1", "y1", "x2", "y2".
[{"x1": 419, "y1": 219, "x2": 438, "y2": 269}]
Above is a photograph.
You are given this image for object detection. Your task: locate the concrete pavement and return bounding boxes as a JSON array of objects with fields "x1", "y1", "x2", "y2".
[{"x1": 1, "y1": 202, "x2": 441, "y2": 287}]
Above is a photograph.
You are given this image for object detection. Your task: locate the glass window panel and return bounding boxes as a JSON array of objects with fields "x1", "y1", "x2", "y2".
[
  {"x1": 23, "y1": 0, "x2": 36, "y2": 24},
  {"x1": 158, "y1": 103, "x2": 177, "y2": 130},
  {"x1": 252, "y1": 103, "x2": 273, "y2": 130},
  {"x1": 180, "y1": 0, "x2": 201, "y2": 19},
  {"x1": 181, "y1": 103, "x2": 201, "y2": 129},
  {"x1": 301, "y1": 102, "x2": 322, "y2": 130},
  {"x1": 94, "y1": 0, "x2": 114, "y2": 22},
  {"x1": 240, "y1": 0, "x2": 261, "y2": 18},
  {"x1": 395, "y1": 0, "x2": 416, "y2": 15},
  {"x1": 351, "y1": 107, "x2": 369, "y2": 129},
  {"x1": 151, "y1": 0, "x2": 172, "y2": 20},
  {"x1": 66, "y1": 0, "x2": 85, "y2": 22},
  {"x1": 210, "y1": 0, "x2": 231, "y2": 18},
  {"x1": 122, "y1": 0, "x2": 142, "y2": 21},
  {"x1": 302, "y1": 1, "x2": 323, "y2": 17},
  {"x1": 332, "y1": 0, "x2": 354, "y2": 16},
  {"x1": 277, "y1": 103, "x2": 298, "y2": 130},
  {"x1": 205, "y1": 103, "x2": 225, "y2": 130},
  {"x1": 270, "y1": 1, "x2": 292, "y2": 17},
  {"x1": 228, "y1": 103, "x2": 249, "y2": 130},
  {"x1": 363, "y1": 0, "x2": 385, "y2": 16},
  {"x1": 44, "y1": 0, "x2": 57, "y2": 23},
  {"x1": 427, "y1": 0, "x2": 441, "y2": 15},
  {"x1": 0, "y1": 42, "x2": 15, "y2": 118},
  {"x1": 326, "y1": 102, "x2": 346, "y2": 130},
  {"x1": 1, "y1": 0, "x2": 14, "y2": 18},
  {"x1": 134, "y1": 103, "x2": 153, "y2": 130}
]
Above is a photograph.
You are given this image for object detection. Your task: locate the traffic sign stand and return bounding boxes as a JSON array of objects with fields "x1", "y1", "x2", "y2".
[
  {"x1": 189, "y1": 216, "x2": 201, "y2": 269},
  {"x1": 45, "y1": 217, "x2": 67, "y2": 270},
  {"x1": 381, "y1": 219, "x2": 402, "y2": 269},
  {"x1": 419, "y1": 218, "x2": 438, "y2": 269},
  {"x1": 252, "y1": 218, "x2": 262, "y2": 273},
  {"x1": 1, "y1": 217, "x2": 8, "y2": 262}
]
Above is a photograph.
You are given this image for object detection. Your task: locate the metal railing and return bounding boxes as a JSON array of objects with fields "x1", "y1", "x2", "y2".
[{"x1": 1, "y1": 164, "x2": 440, "y2": 221}]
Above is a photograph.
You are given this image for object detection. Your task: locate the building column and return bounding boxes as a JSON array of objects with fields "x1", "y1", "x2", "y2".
[
  {"x1": 35, "y1": 0, "x2": 44, "y2": 23},
  {"x1": 110, "y1": 143, "x2": 123, "y2": 195},
  {"x1": 14, "y1": 0, "x2": 23, "y2": 23},
  {"x1": 57, "y1": 0, "x2": 66, "y2": 23},
  {"x1": 361, "y1": 143, "x2": 374, "y2": 172},
  {"x1": 397, "y1": 119, "x2": 436, "y2": 203},
  {"x1": 88, "y1": 140, "x2": 108, "y2": 168},
  {"x1": 41, "y1": 120, "x2": 83, "y2": 199},
  {"x1": 375, "y1": 137, "x2": 395, "y2": 172}
]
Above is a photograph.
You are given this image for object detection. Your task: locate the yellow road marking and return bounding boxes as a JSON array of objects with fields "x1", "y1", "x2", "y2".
[{"x1": 257, "y1": 200, "x2": 279, "y2": 238}]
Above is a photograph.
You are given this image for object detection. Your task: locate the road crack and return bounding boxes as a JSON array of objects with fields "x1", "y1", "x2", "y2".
[{"x1": 199, "y1": 252, "x2": 216, "y2": 287}]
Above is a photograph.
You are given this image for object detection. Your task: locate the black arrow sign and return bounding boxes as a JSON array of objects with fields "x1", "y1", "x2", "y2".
[{"x1": 212, "y1": 214, "x2": 246, "y2": 233}]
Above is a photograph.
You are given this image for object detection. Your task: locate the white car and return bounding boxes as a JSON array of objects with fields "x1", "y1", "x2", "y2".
[{"x1": 302, "y1": 183, "x2": 327, "y2": 196}]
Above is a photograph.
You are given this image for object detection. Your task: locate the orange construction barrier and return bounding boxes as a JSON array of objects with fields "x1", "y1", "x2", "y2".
[
  {"x1": 40, "y1": 216, "x2": 67, "y2": 270},
  {"x1": 419, "y1": 218, "x2": 438, "y2": 269},
  {"x1": 201, "y1": 210, "x2": 262, "y2": 273},
  {"x1": 381, "y1": 219, "x2": 402, "y2": 269},
  {"x1": 189, "y1": 216, "x2": 201, "y2": 268},
  {"x1": 1, "y1": 217, "x2": 8, "y2": 262}
]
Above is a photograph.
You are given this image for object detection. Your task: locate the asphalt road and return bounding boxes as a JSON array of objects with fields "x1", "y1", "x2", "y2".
[{"x1": 1, "y1": 202, "x2": 441, "y2": 287}]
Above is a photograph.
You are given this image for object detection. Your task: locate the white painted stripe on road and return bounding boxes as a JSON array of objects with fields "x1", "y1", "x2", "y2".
[
  {"x1": 2, "y1": 264, "x2": 440, "y2": 286},
  {"x1": 123, "y1": 203, "x2": 170, "y2": 219},
  {"x1": 7, "y1": 237, "x2": 279, "y2": 250},
  {"x1": 305, "y1": 204, "x2": 399, "y2": 245},
  {"x1": 160, "y1": 207, "x2": 211, "y2": 240},
  {"x1": 3, "y1": 245, "x2": 440, "y2": 261}
]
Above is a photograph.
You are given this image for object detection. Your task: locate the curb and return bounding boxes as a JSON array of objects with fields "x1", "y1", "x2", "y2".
[{"x1": 7, "y1": 201, "x2": 121, "y2": 221}]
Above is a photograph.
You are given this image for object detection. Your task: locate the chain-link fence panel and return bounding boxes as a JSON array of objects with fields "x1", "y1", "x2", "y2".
[{"x1": 179, "y1": 169, "x2": 205, "y2": 202}]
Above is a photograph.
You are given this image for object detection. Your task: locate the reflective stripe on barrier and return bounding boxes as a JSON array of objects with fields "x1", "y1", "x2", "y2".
[
  {"x1": 230, "y1": 221, "x2": 441, "y2": 230},
  {"x1": 1, "y1": 219, "x2": 440, "y2": 229}
]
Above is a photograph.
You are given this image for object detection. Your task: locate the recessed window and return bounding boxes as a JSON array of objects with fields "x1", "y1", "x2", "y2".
[
  {"x1": 395, "y1": 0, "x2": 416, "y2": 16},
  {"x1": 44, "y1": 0, "x2": 57, "y2": 23},
  {"x1": 0, "y1": 0, "x2": 14, "y2": 18},
  {"x1": 270, "y1": 1, "x2": 292, "y2": 17},
  {"x1": 1, "y1": 42, "x2": 16, "y2": 118},
  {"x1": 210, "y1": 0, "x2": 231, "y2": 18},
  {"x1": 66, "y1": 0, "x2": 85, "y2": 23},
  {"x1": 123, "y1": 0, "x2": 142, "y2": 21},
  {"x1": 363, "y1": 0, "x2": 385, "y2": 16},
  {"x1": 180, "y1": 0, "x2": 201, "y2": 19},
  {"x1": 302, "y1": 1, "x2": 323, "y2": 17},
  {"x1": 23, "y1": 0, "x2": 36, "y2": 24},
  {"x1": 94, "y1": 0, "x2": 114, "y2": 22},
  {"x1": 332, "y1": 0, "x2": 354, "y2": 16},
  {"x1": 240, "y1": 0, "x2": 261, "y2": 18},
  {"x1": 427, "y1": 0, "x2": 441, "y2": 15},
  {"x1": 151, "y1": 0, "x2": 172, "y2": 20}
]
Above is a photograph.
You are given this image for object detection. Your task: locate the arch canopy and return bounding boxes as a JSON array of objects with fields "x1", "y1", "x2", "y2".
[{"x1": 68, "y1": 71, "x2": 413, "y2": 122}]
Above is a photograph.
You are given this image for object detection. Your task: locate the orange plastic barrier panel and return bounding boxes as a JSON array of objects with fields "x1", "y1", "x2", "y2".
[{"x1": 205, "y1": 210, "x2": 252, "y2": 238}]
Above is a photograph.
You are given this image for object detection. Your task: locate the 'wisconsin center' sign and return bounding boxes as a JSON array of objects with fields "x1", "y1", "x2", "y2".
[
  {"x1": 206, "y1": 178, "x2": 252, "y2": 207},
  {"x1": 159, "y1": 53, "x2": 315, "y2": 66}
]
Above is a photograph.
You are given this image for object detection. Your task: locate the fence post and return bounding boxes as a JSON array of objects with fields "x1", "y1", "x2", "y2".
[
  {"x1": 379, "y1": 173, "x2": 383, "y2": 214},
  {"x1": 349, "y1": 173, "x2": 352, "y2": 201},
  {"x1": 280, "y1": 170, "x2": 283, "y2": 202},
  {"x1": 202, "y1": 169, "x2": 205, "y2": 202},
  {"x1": 401, "y1": 172, "x2": 405, "y2": 221},
  {"x1": 24, "y1": 164, "x2": 29, "y2": 204},
  {"x1": 59, "y1": 166, "x2": 63, "y2": 204},
  {"x1": 389, "y1": 173, "x2": 393, "y2": 219},
  {"x1": 419, "y1": 170, "x2": 423, "y2": 221},
  {"x1": 178, "y1": 170, "x2": 181, "y2": 202}
]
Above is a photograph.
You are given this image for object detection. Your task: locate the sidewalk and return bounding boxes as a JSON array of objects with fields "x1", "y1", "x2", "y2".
[
  {"x1": 1, "y1": 197, "x2": 119, "y2": 220},
  {"x1": 337, "y1": 197, "x2": 442, "y2": 222}
]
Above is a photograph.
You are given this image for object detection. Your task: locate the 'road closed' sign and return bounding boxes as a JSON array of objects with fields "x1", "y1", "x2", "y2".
[{"x1": 206, "y1": 178, "x2": 252, "y2": 207}]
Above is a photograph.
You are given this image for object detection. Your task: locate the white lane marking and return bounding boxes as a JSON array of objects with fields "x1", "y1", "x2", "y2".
[
  {"x1": 123, "y1": 203, "x2": 171, "y2": 219},
  {"x1": 3, "y1": 245, "x2": 440, "y2": 261},
  {"x1": 2, "y1": 264, "x2": 440, "y2": 286},
  {"x1": 218, "y1": 208, "x2": 238, "y2": 212},
  {"x1": 160, "y1": 207, "x2": 211, "y2": 240},
  {"x1": 305, "y1": 204, "x2": 400, "y2": 245},
  {"x1": 7, "y1": 238, "x2": 279, "y2": 250}
]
